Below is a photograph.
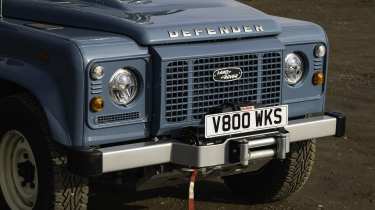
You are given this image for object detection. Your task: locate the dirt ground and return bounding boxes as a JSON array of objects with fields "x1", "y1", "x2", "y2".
[{"x1": 89, "y1": 0, "x2": 375, "y2": 209}]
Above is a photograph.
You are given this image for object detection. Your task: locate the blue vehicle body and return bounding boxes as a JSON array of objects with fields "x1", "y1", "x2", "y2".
[{"x1": 0, "y1": 0, "x2": 328, "y2": 147}]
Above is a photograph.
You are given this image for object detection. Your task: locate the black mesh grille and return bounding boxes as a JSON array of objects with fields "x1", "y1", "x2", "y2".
[
  {"x1": 164, "y1": 52, "x2": 282, "y2": 123},
  {"x1": 165, "y1": 61, "x2": 189, "y2": 122},
  {"x1": 96, "y1": 112, "x2": 140, "y2": 124},
  {"x1": 260, "y1": 52, "x2": 282, "y2": 105}
]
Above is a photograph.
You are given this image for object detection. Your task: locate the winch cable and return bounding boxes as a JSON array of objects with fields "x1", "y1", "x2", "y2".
[{"x1": 188, "y1": 169, "x2": 198, "y2": 210}]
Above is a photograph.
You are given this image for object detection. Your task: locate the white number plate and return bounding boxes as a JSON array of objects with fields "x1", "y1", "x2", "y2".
[{"x1": 205, "y1": 105, "x2": 288, "y2": 138}]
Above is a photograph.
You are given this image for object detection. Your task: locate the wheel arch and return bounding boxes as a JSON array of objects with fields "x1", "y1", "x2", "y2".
[{"x1": 0, "y1": 76, "x2": 72, "y2": 146}]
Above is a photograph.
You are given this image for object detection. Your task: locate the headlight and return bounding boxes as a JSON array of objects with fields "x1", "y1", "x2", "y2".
[
  {"x1": 285, "y1": 53, "x2": 304, "y2": 85},
  {"x1": 109, "y1": 68, "x2": 138, "y2": 106}
]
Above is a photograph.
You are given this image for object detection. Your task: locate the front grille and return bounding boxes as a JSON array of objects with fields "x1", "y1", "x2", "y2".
[
  {"x1": 96, "y1": 112, "x2": 140, "y2": 124},
  {"x1": 164, "y1": 52, "x2": 282, "y2": 123},
  {"x1": 192, "y1": 54, "x2": 258, "y2": 120}
]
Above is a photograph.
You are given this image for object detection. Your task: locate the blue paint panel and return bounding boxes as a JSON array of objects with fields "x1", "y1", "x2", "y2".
[
  {"x1": 0, "y1": 21, "x2": 85, "y2": 146},
  {"x1": 282, "y1": 44, "x2": 326, "y2": 103},
  {"x1": 85, "y1": 121, "x2": 149, "y2": 146},
  {"x1": 4, "y1": 0, "x2": 281, "y2": 45}
]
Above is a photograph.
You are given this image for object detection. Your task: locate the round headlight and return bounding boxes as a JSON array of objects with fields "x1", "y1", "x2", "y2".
[
  {"x1": 314, "y1": 44, "x2": 327, "y2": 58},
  {"x1": 285, "y1": 53, "x2": 304, "y2": 85},
  {"x1": 109, "y1": 68, "x2": 138, "y2": 106}
]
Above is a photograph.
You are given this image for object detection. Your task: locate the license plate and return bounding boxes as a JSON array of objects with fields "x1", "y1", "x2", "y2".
[{"x1": 205, "y1": 105, "x2": 288, "y2": 138}]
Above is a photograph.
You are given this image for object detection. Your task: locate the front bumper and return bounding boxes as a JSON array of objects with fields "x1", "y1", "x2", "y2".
[{"x1": 68, "y1": 113, "x2": 346, "y2": 176}]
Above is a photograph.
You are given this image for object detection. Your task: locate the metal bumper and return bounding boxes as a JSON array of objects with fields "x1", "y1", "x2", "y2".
[{"x1": 68, "y1": 113, "x2": 346, "y2": 176}]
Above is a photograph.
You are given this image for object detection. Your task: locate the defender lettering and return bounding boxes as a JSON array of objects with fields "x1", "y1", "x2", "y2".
[{"x1": 168, "y1": 25, "x2": 266, "y2": 38}]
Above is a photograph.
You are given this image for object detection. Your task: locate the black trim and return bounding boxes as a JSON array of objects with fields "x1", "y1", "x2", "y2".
[
  {"x1": 326, "y1": 112, "x2": 346, "y2": 137},
  {"x1": 67, "y1": 147, "x2": 103, "y2": 177}
]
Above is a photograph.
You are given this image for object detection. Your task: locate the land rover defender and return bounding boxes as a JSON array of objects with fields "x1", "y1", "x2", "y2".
[{"x1": 0, "y1": 0, "x2": 345, "y2": 209}]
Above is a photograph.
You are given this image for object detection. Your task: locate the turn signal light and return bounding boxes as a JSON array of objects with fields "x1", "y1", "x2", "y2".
[
  {"x1": 90, "y1": 96, "x2": 104, "y2": 112},
  {"x1": 312, "y1": 71, "x2": 325, "y2": 86}
]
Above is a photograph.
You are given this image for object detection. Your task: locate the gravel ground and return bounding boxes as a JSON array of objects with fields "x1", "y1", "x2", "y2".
[{"x1": 90, "y1": 0, "x2": 375, "y2": 209}]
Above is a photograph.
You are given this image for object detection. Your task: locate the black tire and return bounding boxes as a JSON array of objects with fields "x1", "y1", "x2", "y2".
[
  {"x1": 224, "y1": 140, "x2": 316, "y2": 202},
  {"x1": 0, "y1": 94, "x2": 89, "y2": 210},
  {"x1": 0, "y1": 188, "x2": 7, "y2": 210}
]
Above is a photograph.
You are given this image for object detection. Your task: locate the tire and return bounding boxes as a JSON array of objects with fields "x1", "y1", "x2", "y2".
[
  {"x1": 0, "y1": 94, "x2": 89, "y2": 210},
  {"x1": 223, "y1": 140, "x2": 316, "y2": 202},
  {"x1": 0, "y1": 187, "x2": 7, "y2": 210}
]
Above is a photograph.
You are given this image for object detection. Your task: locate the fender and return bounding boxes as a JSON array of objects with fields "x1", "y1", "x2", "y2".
[{"x1": 0, "y1": 20, "x2": 85, "y2": 146}]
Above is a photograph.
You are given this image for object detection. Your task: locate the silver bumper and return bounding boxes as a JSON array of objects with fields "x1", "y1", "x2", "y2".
[{"x1": 95, "y1": 114, "x2": 344, "y2": 174}]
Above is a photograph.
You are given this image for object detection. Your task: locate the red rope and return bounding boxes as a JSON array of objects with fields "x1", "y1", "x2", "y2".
[{"x1": 188, "y1": 169, "x2": 198, "y2": 210}]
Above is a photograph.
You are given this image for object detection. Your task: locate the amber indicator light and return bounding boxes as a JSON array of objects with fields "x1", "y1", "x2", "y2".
[
  {"x1": 312, "y1": 71, "x2": 325, "y2": 86},
  {"x1": 90, "y1": 96, "x2": 104, "y2": 112}
]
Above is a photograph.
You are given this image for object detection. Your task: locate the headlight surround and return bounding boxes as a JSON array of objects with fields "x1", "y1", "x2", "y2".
[
  {"x1": 284, "y1": 53, "x2": 304, "y2": 85},
  {"x1": 109, "y1": 68, "x2": 139, "y2": 106}
]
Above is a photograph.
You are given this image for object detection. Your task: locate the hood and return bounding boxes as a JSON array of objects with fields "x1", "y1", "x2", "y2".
[{"x1": 4, "y1": 0, "x2": 281, "y2": 45}]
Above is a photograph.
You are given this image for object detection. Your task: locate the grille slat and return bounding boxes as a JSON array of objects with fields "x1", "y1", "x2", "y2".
[
  {"x1": 164, "y1": 52, "x2": 282, "y2": 123},
  {"x1": 96, "y1": 112, "x2": 140, "y2": 124}
]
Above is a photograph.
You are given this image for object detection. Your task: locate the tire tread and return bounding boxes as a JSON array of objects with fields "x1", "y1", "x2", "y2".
[{"x1": 224, "y1": 140, "x2": 316, "y2": 202}]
